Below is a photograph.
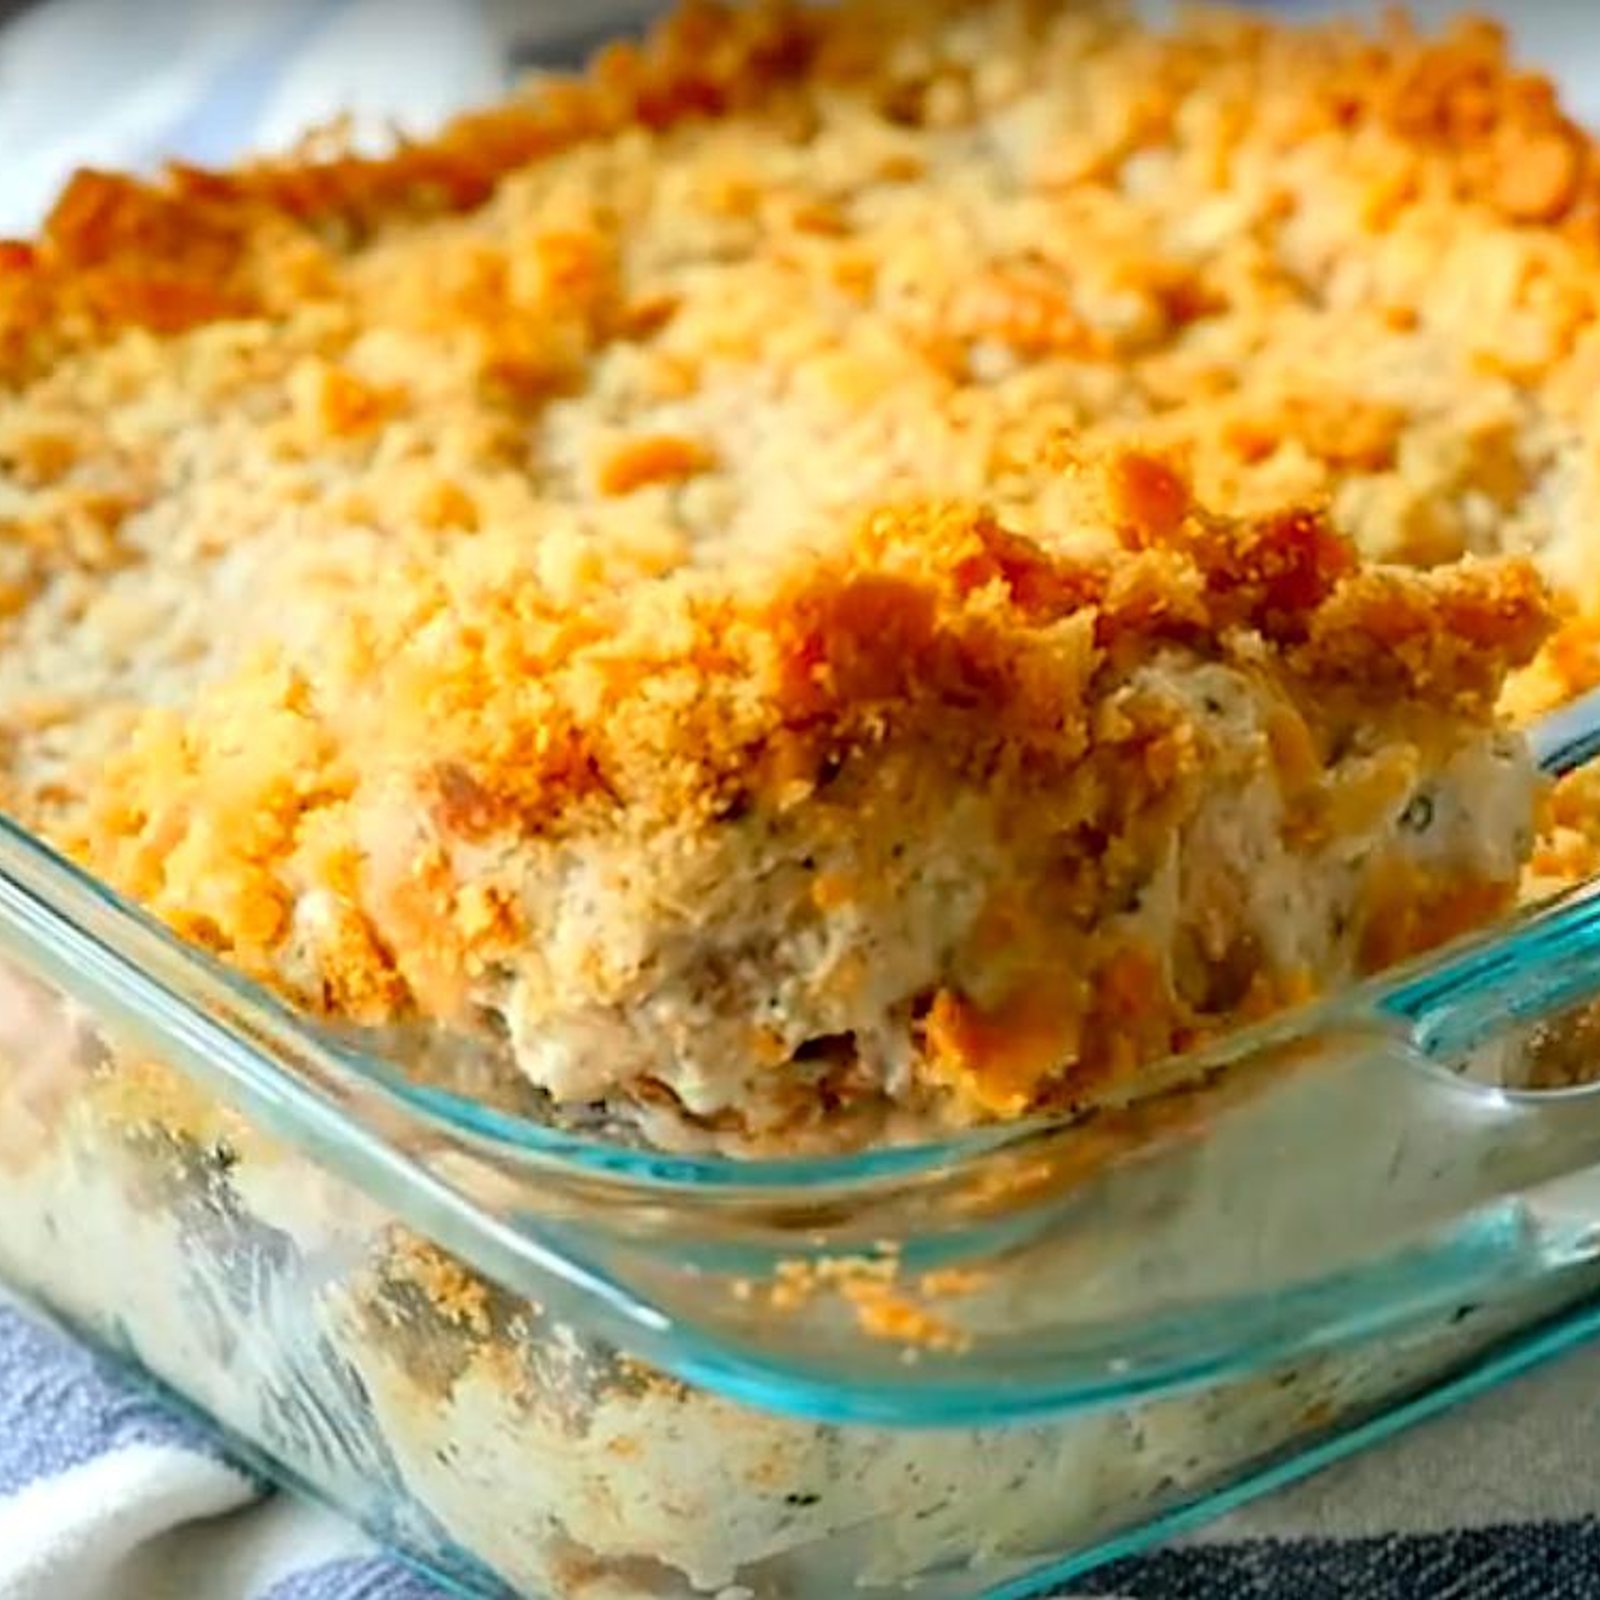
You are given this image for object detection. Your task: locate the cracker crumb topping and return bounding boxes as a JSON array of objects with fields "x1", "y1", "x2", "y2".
[{"x1": 0, "y1": 0, "x2": 1579, "y2": 1143}]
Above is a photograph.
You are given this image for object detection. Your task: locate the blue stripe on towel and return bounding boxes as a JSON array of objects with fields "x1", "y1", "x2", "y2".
[
  {"x1": 249, "y1": 1523, "x2": 1600, "y2": 1600},
  {"x1": 1077, "y1": 1524, "x2": 1600, "y2": 1599},
  {"x1": 261, "y1": 1557, "x2": 451, "y2": 1600},
  {"x1": 244, "y1": 1522, "x2": 1600, "y2": 1600},
  {"x1": 0, "y1": 1298, "x2": 223, "y2": 1494}
]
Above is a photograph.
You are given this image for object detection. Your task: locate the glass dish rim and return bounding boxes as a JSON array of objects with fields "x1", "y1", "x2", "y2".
[
  {"x1": 15, "y1": 765, "x2": 1600, "y2": 1425},
  {"x1": 7, "y1": 810, "x2": 1600, "y2": 1193}
]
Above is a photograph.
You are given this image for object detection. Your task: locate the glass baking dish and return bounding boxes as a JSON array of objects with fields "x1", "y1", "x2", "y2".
[{"x1": 6, "y1": 789, "x2": 1600, "y2": 1600}]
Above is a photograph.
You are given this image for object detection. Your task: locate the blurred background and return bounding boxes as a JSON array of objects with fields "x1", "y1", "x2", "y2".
[
  {"x1": 0, "y1": 0, "x2": 1596, "y2": 245},
  {"x1": 0, "y1": 0, "x2": 1593, "y2": 243},
  {"x1": 0, "y1": 0, "x2": 660, "y2": 237}
]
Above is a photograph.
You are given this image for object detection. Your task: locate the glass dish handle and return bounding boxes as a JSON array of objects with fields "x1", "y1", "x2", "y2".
[{"x1": 529, "y1": 878, "x2": 1600, "y2": 1422}]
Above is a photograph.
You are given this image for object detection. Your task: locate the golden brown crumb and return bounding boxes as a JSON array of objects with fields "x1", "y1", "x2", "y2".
[
  {"x1": 595, "y1": 433, "x2": 718, "y2": 496},
  {"x1": 752, "y1": 1253, "x2": 975, "y2": 1353},
  {"x1": 381, "y1": 1237, "x2": 495, "y2": 1337}
]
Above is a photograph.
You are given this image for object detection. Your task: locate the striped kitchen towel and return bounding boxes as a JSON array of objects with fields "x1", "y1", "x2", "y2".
[
  {"x1": 5, "y1": 0, "x2": 1600, "y2": 1597},
  {"x1": 14, "y1": 1278, "x2": 1600, "y2": 1599}
]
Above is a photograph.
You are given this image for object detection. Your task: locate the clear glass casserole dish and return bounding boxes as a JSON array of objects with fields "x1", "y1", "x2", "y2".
[{"x1": 8, "y1": 808, "x2": 1600, "y2": 1600}]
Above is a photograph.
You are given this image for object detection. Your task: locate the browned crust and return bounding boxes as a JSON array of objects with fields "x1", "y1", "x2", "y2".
[
  {"x1": 0, "y1": 3, "x2": 820, "y2": 382},
  {"x1": 0, "y1": 0, "x2": 1572, "y2": 1133},
  {"x1": 66, "y1": 464, "x2": 1548, "y2": 1025},
  {"x1": 6, "y1": 4, "x2": 1600, "y2": 387}
]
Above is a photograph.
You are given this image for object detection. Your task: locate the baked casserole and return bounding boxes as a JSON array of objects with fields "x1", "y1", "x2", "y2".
[{"x1": 0, "y1": 0, "x2": 1578, "y2": 1155}]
